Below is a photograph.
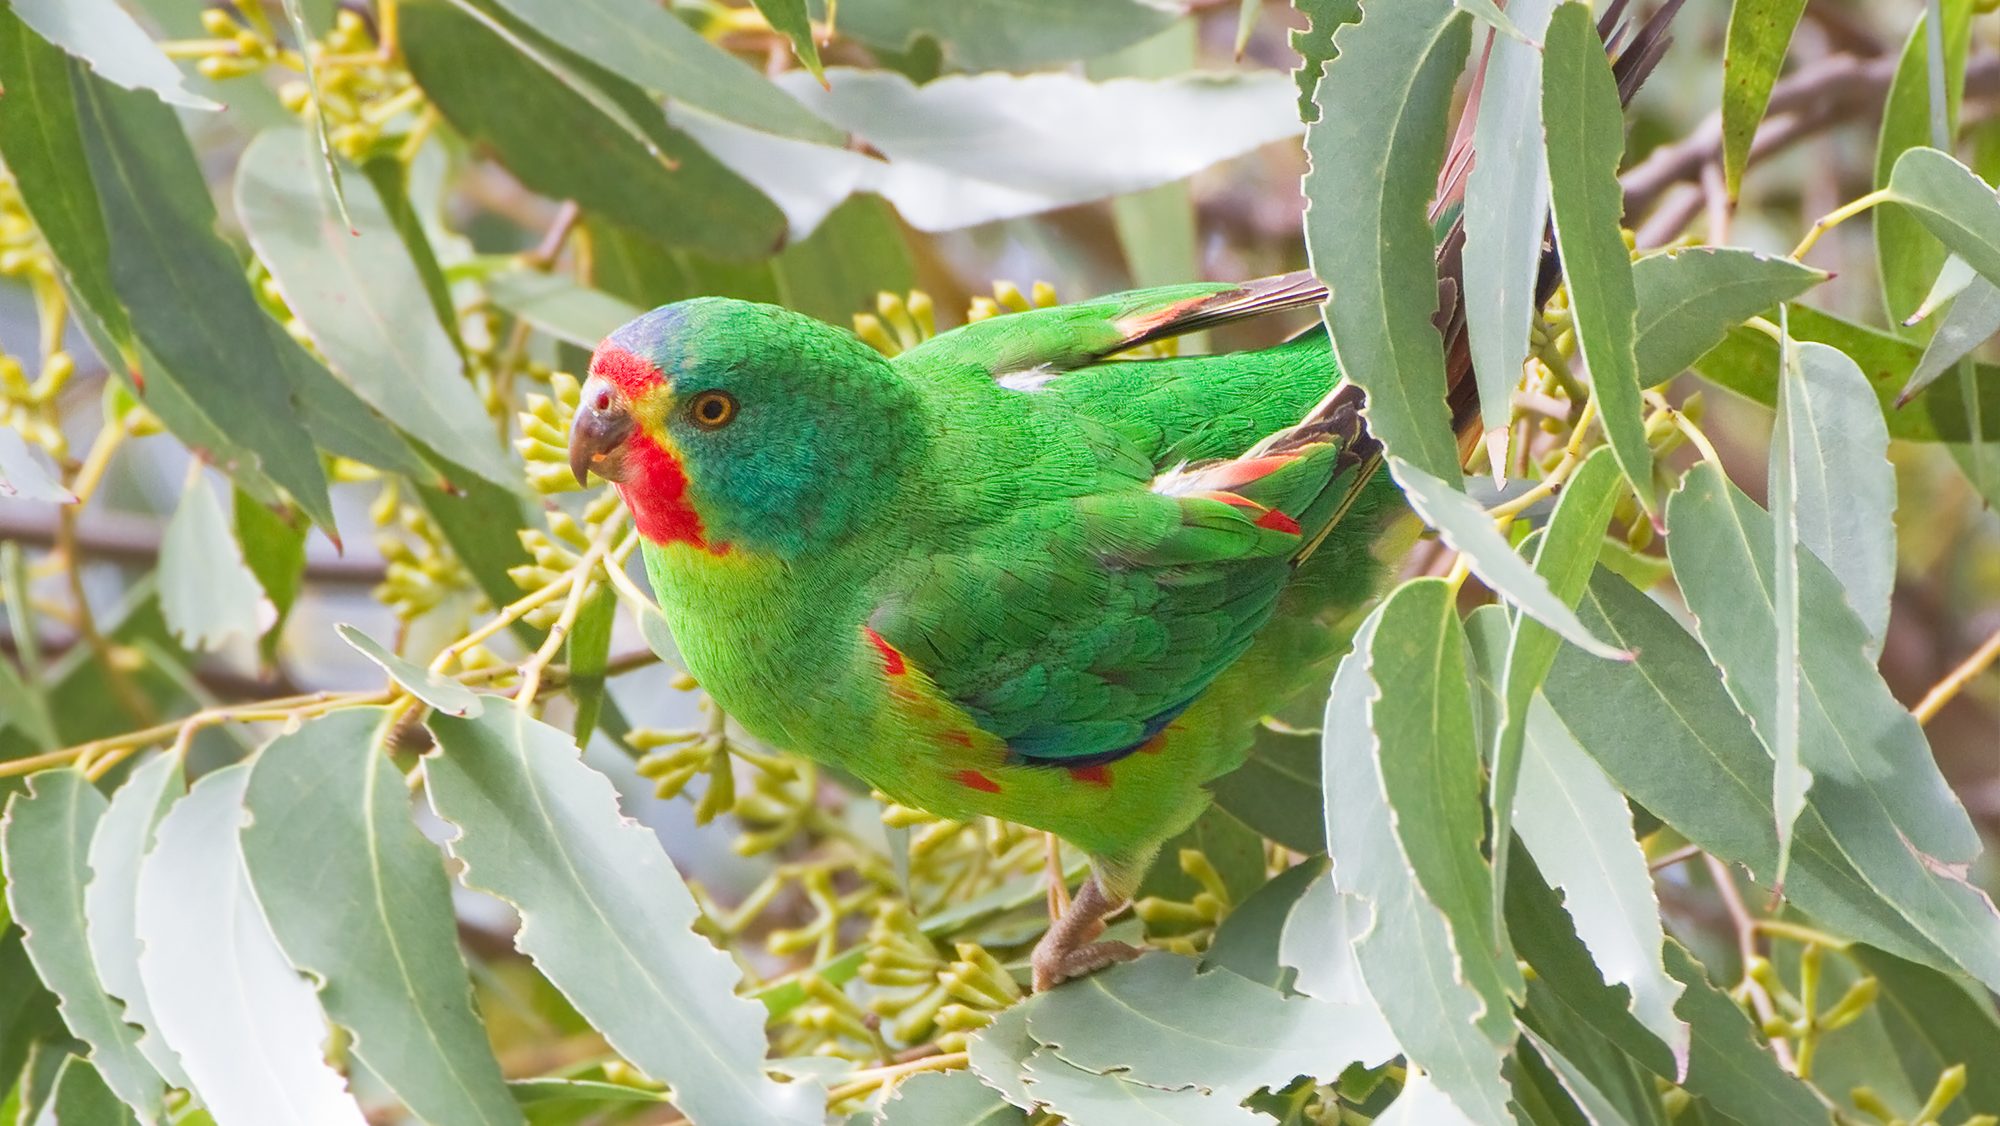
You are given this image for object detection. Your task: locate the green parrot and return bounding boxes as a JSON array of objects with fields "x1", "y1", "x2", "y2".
[
  {"x1": 568, "y1": 274, "x2": 1411, "y2": 988},
  {"x1": 566, "y1": 0, "x2": 1679, "y2": 993}
]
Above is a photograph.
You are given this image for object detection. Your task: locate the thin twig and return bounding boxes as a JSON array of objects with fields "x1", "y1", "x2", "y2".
[
  {"x1": 1912, "y1": 621, "x2": 2000, "y2": 725},
  {"x1": 1704, "y1": 854, "x2": 1800, "y2": 1072}
]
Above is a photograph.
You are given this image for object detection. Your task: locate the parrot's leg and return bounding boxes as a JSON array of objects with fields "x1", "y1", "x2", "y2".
[{"x1": 1030, "y1": 875, "x2": 1142, "y2": 991}]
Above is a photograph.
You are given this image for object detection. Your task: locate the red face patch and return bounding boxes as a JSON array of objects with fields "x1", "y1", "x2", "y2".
[
  {"x1": 617, "y1": 436, "x2": 723, "y2": 553},
  {"x1": 590, "y1": 344, "x2": 665, "y2": 397}
]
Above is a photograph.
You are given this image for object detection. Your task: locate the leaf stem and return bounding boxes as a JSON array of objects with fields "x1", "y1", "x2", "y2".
[{"x1": 1790, "y1": 188, "x2": 1894, "y2": 260}]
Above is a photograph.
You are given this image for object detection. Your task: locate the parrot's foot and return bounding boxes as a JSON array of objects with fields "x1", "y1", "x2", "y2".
[{"x1": 1031, "y1": 875, "x2": 1143, "y2": 991}]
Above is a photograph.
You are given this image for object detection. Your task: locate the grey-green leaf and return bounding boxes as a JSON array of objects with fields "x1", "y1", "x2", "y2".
[
  {"x1": 1514, "y1": 699, "x2": 1686, "y2": 1070},
  {"x1": 136, "y1": 765, "x2": 368, "y2": 1124},
  {"x1": 485, "y1": 271, "x2": 644, "y2": 349},
  {"x1": 749, "y1": 0, "x2": 825, "y2": 86},
  {"x1": 874, "y1": 1069, "x2": 1027, "y2": 1125},
  {"x1": 159, "y1": 478, "x2": 277, "y2": 654},
  {"x1": 424, "y1": 708, "x2": 817, "y2": 1125},
  {"x1": 1027, "y1": 954, "x2": 1395, "y2": 1100},
  {"x1": 1463, "y1": 0, "x2": 1558, "y2": 456},
  {"x1": 1875, "y1": 5, "x2": 1972, "y2": 324},
  {"x1": 1390, "y1": 457, "x2": 1627, "y2": 660},
  {"x1": 1018, "y1": 1047, "x2": 1263, "y2": 1126},
  {"x1": 1544, "y1": 1, "x2": 1652, "y2": 516},
  {"x1": 490, "y1": 0, "x2": 838, "y2": 143},
  {"x1": 1787, "y1": 342, "x2": 1896, "y2": 653},
  {"x1": 1, "y1": 770, "x2": 163, "y2": 1121},
  {"x1": 1719, "y1": 0, "x2": 1807, "y2": 197},
  {"x1": 1665, "y1": 463, "x2": 2000, "y2": 988},
  {"x1": 0, "y1": 428, "x2": 73, "y2": 504},
  {"x1": 1885, "y1": 146, "x2": 2000, "y2": 290},
  {"x1": 336, "y1": 624, "x2": 483, "y2": 717},
  {"x1": 235, "y1": 129, "x2": 519, "y2": 490},
  {"x1": 1904, "y1": 275, "x2": 2000, "y2": 404},
  {"x1": 1485, "y1": 448, "x2": 1623, "y2": 935},
  {"x1": 9, "y1": 0, "x2": 218, "y2": 110},
  {"x1": 965, "y1": 1000, "x2": 1037, "y2": 1111},
  {"x1": 1632, "y1": 248, "x2": 1827, "y2": 385},
  {"x1": 45, "y1": 1055, "x2": 139, "y2": 1126},
  {"x1": 1769, "y1": 325, "x2": 1806, "y2": 889},
  {"x1": 1323, "y1": 594, "x2": 1513, "y2": 1121},
  {"x1": 82, "y1": 754, "x2": 187, "y2": 1091},
  {"x1": 831, "y1": 0, "x2": 1178, "y2": 72},
  {"x1": 1304, "y1": 0, "x2": 1470, "y2": 484},
  {"x1": 241, "y1": 709, "x2": 522, "y2": 1126}
]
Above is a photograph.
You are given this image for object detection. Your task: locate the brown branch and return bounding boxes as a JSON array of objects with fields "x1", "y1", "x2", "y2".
[
  {"x1": 0, "y1": 507, "x2": 386, "y2": 585},
  {"x1": 1621, "y1": 50, "x2": 2000, "y2": 223}
]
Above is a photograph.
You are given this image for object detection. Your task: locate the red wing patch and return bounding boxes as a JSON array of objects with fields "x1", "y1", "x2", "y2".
[
  {"x1": 863, "y1": 627, "x2": 907, "y2": 677},
  {"x1": 953, "y1": 769, "x2": 1001, "y2": 794},
  {"x1": 1254, "y1": 509, "x2": 1302, "y2": 535}
]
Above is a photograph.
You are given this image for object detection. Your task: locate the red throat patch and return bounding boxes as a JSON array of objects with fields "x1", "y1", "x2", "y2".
[{"x1": 617, "y1": 436, "x2": 724, "y2": 553}]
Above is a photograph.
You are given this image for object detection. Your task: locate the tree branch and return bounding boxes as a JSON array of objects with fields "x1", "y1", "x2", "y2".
[{"x1": 0, "y1": 506, "x2": 386, "y2": 585}]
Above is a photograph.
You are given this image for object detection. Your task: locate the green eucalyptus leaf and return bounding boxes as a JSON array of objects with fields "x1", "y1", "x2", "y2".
[
  {"x1": 81, "y1": 755, "x2": 186, "y2": 1091},
  {"x1": 566, "y1": 585, "x2": 617, "y2": 745},
  {"x1": 1875, "y1": 2, "x2": 1972, "y2": 324},
  {"x1": 0, "y1": 771, "x2": 163, "y2": 1120},
  {"x1": 486, "y1": 272, "x2": 644, "y2": 349},
  {"x1": 874, "y1": 1069, "x2": 1027, "y2": 1125},
  {"x1": 1666, "y1": 463, "x2": 2000, "y2": 990},
  {"x1": 45, "y1": 1055, "x2": 138, "y2": 1126},
  {"x1": 1769, "y1": 324, "x2": 1805, "y2": 888},
  {"x1": 1904, "y1": 275, "x2": 2000, "y2": 404},
  {"x1": 159, "y1": 478, "x2": 277, "y2": 654},
  {"x1": 1304, "y1": 0, "x2": 1469, "y2": 484},
  {"x1": 136, "y1": 766, "x2": 368, "y2": 1124},
  {"x1": 1544, "y1": 574, "x2": 1974, "y2": 979},
  {"x1": 491, "y1": 0, "x2": 838, "y2": 143},
  {"x1": 1719, "y1": 0, "x2": 1807, "y2": 197},
  {"x1": 1786, "y1": 342, "x2": 1896, "y2": 653},
  {"x1": 336, "y1": 624, "x2": 483, "y2": 718},
  {"x1": 1201, "y1": 856, "x2": 1328, "y2": 987},
  {"x1": 1277, "y1": 871, "x2": 1368, "y2": 1005},
  {"x1": 964, "y1": 1000, "x2": 1037, "y2": 1112},
  {"x1": 1463, "y1": 0, "x2": 1557, "y2": 454},
  {"x1": 1208, "y1": 725, "x2": 1323, "y2": 854},
  {"x1": 235, "y1": 129, "x2": 520, "y2": 490},
  {"x1": 8, "y1": 0, "x2": 217, "y2": 111},
  {"x1": 830, "y1": 0, "x2": 1177, "y2": 72},
  {"x1": 424, "y1": 708, "x2": 819, "y2": 1125},
  {"x1": 1289, "y1": 0, "x2": 1359, "y2": 121},
  {"x1": 0, "y1": 429, "x2": 72, "y2": 505},
  {"x1": 401, "y1": 0, "x2": 785, "y2": 258},
  {"x1": 749, "y1": 0, "x2": 825, "y2": 85},
  {"x1": 1323, "y1": 590, "x2": 1512, "y2": 1121},
  {"x1": 1027, "y1": 954, "x2": 1395, "y2": 1101},
  {"x1": 1018, "y1": 1046, "x2": 1262, "y2": 1126},
  {"x1": 1852, "y1": 944, "x2": 2000, "y2": 1114},
  {"x1": 241, "y1": 709, "x2": 522, "y2": 1126},
  {"x1": 1632, "y1": 248, "x2": 1827, "y2": 385},
  {"x1": 505, "y1": 1077, "x2": 672, "y2": 1106},
  {"x1": 1544, "y1": 1, "x2": 1652, "y2": 516}
]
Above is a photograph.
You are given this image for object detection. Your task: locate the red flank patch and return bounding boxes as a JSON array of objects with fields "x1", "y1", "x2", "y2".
[
  {"x1": 863, "y1": 627, "x2": 907, "y2": 676},
  {"x1": 953, "y1": 769, "x2": 1001, "y2": 794},
  {"x1": 1067, "y1": 764, "x2": 1112, "y2": 787}
]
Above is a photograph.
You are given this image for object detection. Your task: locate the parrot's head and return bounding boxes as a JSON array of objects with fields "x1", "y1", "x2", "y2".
[{"x1": 569, "y1": 298, "x2": 924, "y2": 556}]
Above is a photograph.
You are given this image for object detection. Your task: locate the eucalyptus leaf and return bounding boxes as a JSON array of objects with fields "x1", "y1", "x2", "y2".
[
  {"x1": 1463, "y1": 0, "x2": 1557, "y2": 453},
  {"x1": 678, "y1": 68, "x2": 1304, "y2": 240},
  {"x1": 1786, "y1": 342, "x2": 1896, "y2": 653},
  {"x1": 336, "y1": 624, "x2": 483, "y2": 717},
  {"x1": 1875, "y1": 3, "x2": 1972, "y2": 324},
  {"x1": 1390, "y1": 458, "x2": 1626, "y2": 661},
  {"x1": 1514, "y1": 699, "x2": 1686, "y2": 1069},
  {"x1": 1769, "y1": 325, "x2": 1806, "y2": 889},
  {"x1": 1323, "y1": 593, "x2": 1513, "y2": 1122},
  {"x1": 241, "y1": 710, "x2": 521, "y2": 1126},
  {"x1": 1885, "y1": 146, "x2": 2000, "y2": 289},
  {"x1": 8, "y1": 0, "x2": 217, "y2": 110},
  {"x1": 235, "y1": 128, "x2": 519, "y2": 490},
  {"x1": 1027, "y1": 954, "x2": 1395, "y2": 1100},
  {"x1": 831, "y1": 0, "x2": 1179, "y2": 71},
  {"x1": 1201, "y1": 856, "x2": 1327, "y2": 987},
  {"x1": 1289, "y1": 0, "x2": 1360, "y2": 121},
  {"x1": 1277, "y1": 871, "x2": 1368, "y2": 1005},
  {"x1": 45, "y1": 1055, "x2": 138, "y2": 1126},
  {"x1": 158, "y1": 478, "x2": 277, "y2": 654},
  {"x1": 1632, "y1": 248, "x2": 1826, "y2": 385},
  {"x1": 1303, "y1": 0, "x2": 1469, "y2": 484},
  {"x1": 1486, "y1": 449, "x2": 1625, "y2": 926},
  {"x1": 1719, "y1": 0, "x2": 1807, "y2": 197},
  {"x1": 0, "y1": 429, "x2": 73, "y2": 505},
  {"x1": 1904, "y1": 276, "x2": 2000, "y2": 404},
  {"x1": 0, "y1": 771, "x2": 163, "y2": 1120},
  {"x1": 1544, "y1": 1, "x2": 1652, "y2": 516},
  {"x1": 1375, "y1": 1070, "x2": 1482, "y2": 1125},
  {"x1": 82, "y1": 755, "x2": 187, "y2": 1091},
  {"x1": 1208, "y1": 726, "x2": 1323, "y2": 854},
  {"x1": 965, "y1": 1000, "x2": 1037, "y2": 1111},
  {"x1": 1667, "y1": 463, "x2": 2000, "y2": 989},
  {"x1": 1018, "y1": 1047, "x2": 1262, "y2": 1126},
  {"x1": 136, "y1": 765, "x2": 368, "y2": 1125},
  {"x1": 874, "y1": 1069, "x2": 1027, "y2": 1125},
  {"x1": 425, "y1": 709, "x2": 818, "y2": 1125},
  {"x1": 485, "y1": 272, "x2": 644, "y2": 349},
  {"x1": 490, "y1": 0, "x2": 838, "y2": 143},
  {"x1": 749, "y1": 0, "x2": 825, "y2": 85}
]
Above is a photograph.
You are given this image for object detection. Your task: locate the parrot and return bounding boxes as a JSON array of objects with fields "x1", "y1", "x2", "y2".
[{"x1": 566, "y1": 0, "x2": 1680, "y2": 991}]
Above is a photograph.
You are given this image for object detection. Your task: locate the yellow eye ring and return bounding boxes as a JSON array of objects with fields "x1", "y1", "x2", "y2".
[{"x1": 688, "y1": 390, "x2": 737, "y2": 430}]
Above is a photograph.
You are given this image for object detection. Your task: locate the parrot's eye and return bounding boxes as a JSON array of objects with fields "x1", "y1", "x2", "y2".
[{"x1": 689, "y1": 390, "x2": 738, "y2": 430}]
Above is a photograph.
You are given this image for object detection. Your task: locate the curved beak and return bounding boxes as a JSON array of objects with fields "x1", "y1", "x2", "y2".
[{"x1": 569, "y1": 376, "x2": 635, "y2": 487}]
